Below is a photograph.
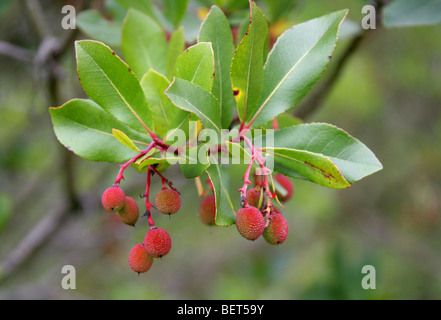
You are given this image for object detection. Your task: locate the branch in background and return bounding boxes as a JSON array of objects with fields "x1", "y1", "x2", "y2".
[
  {"x1": 0, "y1": 41, "x2": 33, "y2": 62},
  {"x1": 0, "y1": 205, "x2": 74, "y2": 281},
  {"x1": 24, "y1": 0, "x2": 53, "y2": 40},
  {"x1": 0, "y1": 0, "x2": 89, "y2": 283},
  {"x1": 294, "y1": 32, "x2": 367, "y2": 119},
  {"x1": 295, "y1": 0, "x2": 386, "y2": 120}
]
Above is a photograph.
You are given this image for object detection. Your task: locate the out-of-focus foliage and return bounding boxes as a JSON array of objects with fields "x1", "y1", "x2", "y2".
[{"x1": 0, "y1": 0, "x2": 440, "y2": 300}]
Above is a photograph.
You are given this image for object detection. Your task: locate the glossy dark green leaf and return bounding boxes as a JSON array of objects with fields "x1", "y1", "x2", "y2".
[
  {"x1": 50, "y1": 99, "x2": 150, "y2": 163},
  {"x1": 206, "y1": 158, "x2": 236, "y2": 226},
  {"x1": 198, "y1": 5, "x2": 236, "y2": 128},
  {"x1": 75, "y1": 40, "x2": 153, "y2": 134},
  {"x1": 231, "y1": 0, "x2": 268, "y2": 124},
  {"x1": 264, "y1": 147, "x2": 350, "y2": 189},
  {"x1": 166, "y1": 26, "x2": 185, "y2": 80},
  {"x1": 262, "y1": 123, "x2": 383, "y2": 184},
  {"x1": 174, "y1": 42, "x2": 215, "y2": 91},
  {"x1": 163, "y1": 0, "x2": 189, "y2": 27},
  {"x1": 122, "y1": 8, "x2": 167, "y2": 78},
  {"x1": 140, "y1": 70, "x2": 177, "y2": 138},
  {"x1": 165, "y1": 78, "x2": 222, "y2": 135},
  {"x1": 248, "y1": 10, "x2": 348, "y2": 127}
]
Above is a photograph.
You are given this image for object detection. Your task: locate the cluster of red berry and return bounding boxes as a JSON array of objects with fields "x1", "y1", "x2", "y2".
[
  {"x1": 101, "y1": 170, "x2": 293, "y2": 275},
  {"x1": 101, "y1": 185, "x2": 181, "y2": 274},
  {"x1": 199, "y1": 173, "x2": 293, "y2": 245}
]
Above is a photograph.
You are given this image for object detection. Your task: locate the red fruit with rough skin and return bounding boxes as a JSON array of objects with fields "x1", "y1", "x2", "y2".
[
  {"x1": 118, "y1": 196, "x2": 139, "y2": 226},
  {"x1": 198, "y1": 195, "x2": 216, "y2": 226},
  {"x1": 246, "y1": 188, "x2": 262, "y2": 208},
  {"x1": 143, "y1": 228, "x2": 172, "y2": 258},
  {"x1": 101, "y1": 187, "x2": 126, "y2": 212},
  {"x1": 236, "y1": 206, "x2": 266, "y2": 241},
  {"x1": 275, "y1": 174, "x2": 294, "y2": 202},
  {"x1": 128, "y1": 244, "x2": 153, "y2": 274},
  {"x1": 263, "y1": 214, "x2": 288, "y2": 245},
  {"x1": 155, "y1": 189, "x2": 181, "y2": 215}
]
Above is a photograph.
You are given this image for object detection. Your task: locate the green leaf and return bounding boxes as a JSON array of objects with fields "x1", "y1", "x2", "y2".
[
  {"x1": 248, "y1": 10, "x2": 348, "y2": 127},
  {"x1": 76, "y1": 9, "x2": 122, "y2": 47},
  {"x1": 166, "y1": 26, "x2": 185, "y2": 80},
  {"x1": 140, "y1": 70, "x2": 176, "y2": 138},
  {"x1": 166, "y1": 42, "x2": 216, "y2": 142},
  {"x1": 383, "y1": 0, "x2": 441, "y2": 28},
  {"x1": 163, "y1": 0, "x2": 189, "y2": 27},
  {"x1": 263, "y1": 123, "x2": 383, "y2": 184},
  {"x1": 50, "y1": 99, "x2": 150, "y2": 163},
  {"x1": 115, "y1": 0, "x2": 161, "y2": 25},
  {"x1": 230, "y1": 0, "x2": 268, "y2": 124},
  {"x1": 75, "y1": 40, "x2": 153, "y2": 134},
  {"x1": 112, "y1": 128, "x2": 141, "y2": 152},
  {"x1": 165, "y1": 78, "x2": 222, "y2": 134},
  {"x1": 174, "y1": 42, "x2": 215, "y2": 91},
  {"x1": 122, "y1": 8, "x2": 167, "y2": 78},
  {"x1": 198, "y1": 5, "x2": 236, "y2": 128},
  {"x1": 179, "y1": 144, "x2": 211, "y2": 178},
  {"x1": 206, "y1": 158, "x2": 236, "y2": 226},
  {"x1": 265, "y1": 147, "x2": 350, "y2": 189}
]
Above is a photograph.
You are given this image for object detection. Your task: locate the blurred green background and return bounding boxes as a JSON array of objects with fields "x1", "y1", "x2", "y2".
[{"x1": 0, "y1": 0, "x2": 440, "y2": 299}]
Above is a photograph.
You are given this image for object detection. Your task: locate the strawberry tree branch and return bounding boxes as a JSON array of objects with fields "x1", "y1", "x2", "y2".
[{"x1": 144, "y1": 166, "x2": 155, "y2": 227}]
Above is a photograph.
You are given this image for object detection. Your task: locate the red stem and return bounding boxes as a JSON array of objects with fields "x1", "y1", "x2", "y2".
[
  {"x1": 144, "y1": 166, "x2": 155, "y2": 227},
  {"x1": 149, "y1": 165, "x2": 178, "y2": 192},
  {"x1": 113, "y1": 141, "x2": 156, "y2": 187}
]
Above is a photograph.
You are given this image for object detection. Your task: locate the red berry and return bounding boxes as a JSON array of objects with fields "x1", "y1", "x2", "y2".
[
  {"x1": 101, "y1": 187, "x2": 126, "y2": 212},
  {"x1": 274, "y1": 174, "x2": 294, "y2": 202},
  {"x1": 236, "y1": 206, "x2": 266, "y2": 241},
  {"x1": 118, "y1": 196, "x2": 139, "y2": 226},
  {"x1": 128, "y1": 244, "x2": 153, "y2": 274},
  {"x1": 198, "y1": 195, "x2": 216, "y2": 226},
  {"x1": 246, "y1": 188, "x2": 262, "y2": 209},
  {"x1": 263, "y1": 214, "x2": 288, "y2": 245},
  {"x1": 155, "y1": 189, "x2": 181, "y2": 215},
  {"x1": 143, "y1": 228, "x2": 172, "y2": 258}
]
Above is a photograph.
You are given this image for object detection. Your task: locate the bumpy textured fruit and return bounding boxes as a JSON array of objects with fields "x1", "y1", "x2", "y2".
[
  {"x1": 128, "y1": 244, "x2": 153, "y2": 273},
  {"x1": 246, "y1": 188, "x2": 262, "y2": 208},
  {"x1": 101, "y1": 187, "x2": 126, "y2": 212},
  {"x1": 155, "y1": 189, "x2": 181, "y2": 215},
  {"x1": 263, "y1": 214, "x2": 288, "y2": 245},
  {"x1": 236, "y1": 206, "x2": 266, "y2": 240},
  {"x1": 275, "y1": 174, "x2": 294, "y2": 202},
  {"x1": 144, "y1": 228, "x2": 172, "y2": 258},
  {"x1": 199, "y1": 195, "x2": 216, "y2": 226},
  {"x1": 118, "y1": 196, "x2": 139, "y2": 226}
]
